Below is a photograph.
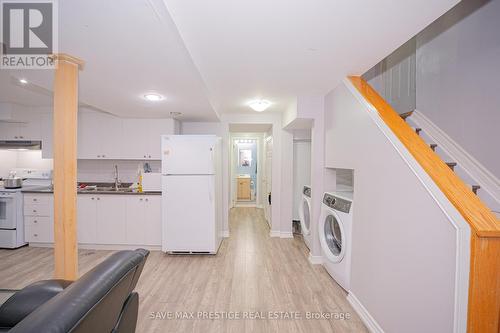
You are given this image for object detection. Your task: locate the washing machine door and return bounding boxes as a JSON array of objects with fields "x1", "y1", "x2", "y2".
[
  {"x1": 320, "y1": 212, "x2": 345, "y2": 263},
  {"x1": 300, "y1": 198, "x2": 311, "y2": 235}
]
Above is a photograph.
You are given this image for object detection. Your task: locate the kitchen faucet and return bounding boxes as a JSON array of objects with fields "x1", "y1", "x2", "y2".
[{"x1": 114, "y1": 164, "x2": 120, "y2": 190}]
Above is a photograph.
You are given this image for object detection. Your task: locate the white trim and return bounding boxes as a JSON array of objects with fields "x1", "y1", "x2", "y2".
[
  {"x1": 308, "y1": 253, "x2": 323, "y2": 265},
  {"x1": 347, "y1": 293, "x2": 385, "y2": 333},
  {"x1": 411, "y1": 110, "x2": 500, "y2": 205},
  {"x1": 279, "y1": 231, "x2": 294, "y2": 238},
  {"x1": 344, "y1": 78, "x2": 470, "y2": 333},
  {"x1": 269, "y1": 230, "x2": 280, "y2": 238},
  {"x1": 222, "y1": 230, "x2": 230, "y2": 238}
]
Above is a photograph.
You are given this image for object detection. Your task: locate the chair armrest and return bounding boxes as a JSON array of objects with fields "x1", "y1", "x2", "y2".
[{"x1": 0, "y1": 280, "x2": 72, "y2": 328}]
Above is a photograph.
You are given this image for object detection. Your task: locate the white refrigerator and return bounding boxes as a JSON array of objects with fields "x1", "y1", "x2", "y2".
[{"x1": 161, "y1": 135, "x2": 223, "y2": 254}]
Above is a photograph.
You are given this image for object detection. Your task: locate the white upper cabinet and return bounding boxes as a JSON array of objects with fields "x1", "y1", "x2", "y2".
[
  {"x1": 78, "y1": 111, "x2": 123, "y2": 159},
  {"x1": 0, "y1": 106, "x2": 41, "y2": 141},
  {"x1": 122, "y1": 118, "x2": 176, "y2": 160}
]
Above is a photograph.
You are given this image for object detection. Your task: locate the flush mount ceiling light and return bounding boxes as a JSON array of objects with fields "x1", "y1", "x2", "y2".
[
  {"x1": 19, "y1": 78, "x2": 28, "y2": 84},
  {"x1": 143, "y1": 93, "x2": 163, "y2": 102},
  {"x1": 248, "y1": 99, "x2": 271, "y2": 112}
]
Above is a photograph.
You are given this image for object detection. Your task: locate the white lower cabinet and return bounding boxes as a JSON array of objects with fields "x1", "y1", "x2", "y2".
[
  {"x1": 25, "y1": 193, "x2": 161, "y2": 248},
  {"x1": 77, "y1": 196, "x2": 97, "y2": 244},
  {"x1": 125, "y1": 196, "x2": 161, "y2": 245},
  {"x1": 96, "y1": 196, "x2": 127, "y2": 244},
  {"x1": 24, "y1": 194, "x2": 54, "y2": 244}
]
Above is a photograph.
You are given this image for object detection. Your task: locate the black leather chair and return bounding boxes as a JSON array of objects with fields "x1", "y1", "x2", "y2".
[{"x1": 0, "y1": 249, "x2": 149, "y2": 333}]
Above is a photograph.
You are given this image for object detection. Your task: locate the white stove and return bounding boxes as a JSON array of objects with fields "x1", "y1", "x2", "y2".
[{"x1": 0, "y1": 169, "x2": 52, "y2": 249}]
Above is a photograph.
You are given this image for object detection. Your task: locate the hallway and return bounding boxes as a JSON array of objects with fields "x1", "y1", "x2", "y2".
[{"x1": 0, "y1": 208, "x2": 366, "y2": 332}]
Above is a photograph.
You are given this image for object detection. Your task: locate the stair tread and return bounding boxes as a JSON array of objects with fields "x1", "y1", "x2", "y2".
[{"x1": 399, "y1": 111, "x2": 414, "y2": 120}]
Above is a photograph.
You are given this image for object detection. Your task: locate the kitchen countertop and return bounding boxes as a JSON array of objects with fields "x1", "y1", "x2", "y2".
[{"x1": 21, "y1": 183, "x2": 161, "y2": 195}]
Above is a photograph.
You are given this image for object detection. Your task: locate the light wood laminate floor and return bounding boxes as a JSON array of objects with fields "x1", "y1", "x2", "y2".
[{"x1": 0, "y1": 208, "x2": 367, "y2": 332}]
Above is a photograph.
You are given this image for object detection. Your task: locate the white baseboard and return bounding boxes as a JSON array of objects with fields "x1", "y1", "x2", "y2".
[
  {"x1": 308, "y1": 253, "x2": 323, "y2": 265},
  {"x1": 347, "y1": 293, "x2": 384, "y2": 333},
  {"x1": 280, "y1": 231, "x2": 294, "y2": 239},
  {"x1": 412, "y1": 110, "x2": 500, "y2": 204},
  {"x1": 269, "y1": 230, "x2": 280, "y2": 238},
  {"x1": 28, "y1": 243, "x2": 162, "y2": 251},
  {"x1": 222, "y1": 230, "x2": 230, "y2": 238}
]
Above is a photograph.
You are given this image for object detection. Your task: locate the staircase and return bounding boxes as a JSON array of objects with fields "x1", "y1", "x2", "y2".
[{"x1": 401, "y1": 111, "x2": 500, "y2": 217}]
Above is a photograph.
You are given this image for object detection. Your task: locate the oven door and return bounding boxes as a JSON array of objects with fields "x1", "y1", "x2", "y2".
[{"x1": 0, "y1": 194, "x2": 16, "y2": 229}]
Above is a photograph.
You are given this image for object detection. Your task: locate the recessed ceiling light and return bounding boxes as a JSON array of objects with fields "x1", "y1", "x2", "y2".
[
  {"x1": 19, "y1": 78, "x2": 28, "y2": 84},
  {"x1": 248, "y1": 100, "x2": 271, "y2": 112},
  {"x1": 143, "y1": 93, "x2": 163, "y2": 102}
]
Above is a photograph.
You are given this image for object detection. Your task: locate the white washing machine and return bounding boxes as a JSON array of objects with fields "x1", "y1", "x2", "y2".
[
  {"x1": 298, "y1": 185, "x2": 312, "y2": 249},
  {"x1": 318, "y1": 191, "x2": 354, "y2": 291}
]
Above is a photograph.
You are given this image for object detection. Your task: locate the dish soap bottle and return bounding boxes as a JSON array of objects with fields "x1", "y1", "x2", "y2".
[{"x1": 137, "y1": 163, "x2": 143, "y2": 193}]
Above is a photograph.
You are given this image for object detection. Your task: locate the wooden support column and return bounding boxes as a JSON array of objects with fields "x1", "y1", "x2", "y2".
[{"x1": 52, "y1": 54, "x2": 84, "y2": 280}]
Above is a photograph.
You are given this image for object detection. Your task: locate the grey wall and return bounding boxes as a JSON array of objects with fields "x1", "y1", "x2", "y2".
[
  {"x1": 324, "y1": 82, "x2": 461, "y2": 332},
  {"x1": 416, "y1": 0, "x2": 500, "y2": 179}
]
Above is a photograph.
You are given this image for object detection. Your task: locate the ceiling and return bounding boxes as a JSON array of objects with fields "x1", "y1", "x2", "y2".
[
  {"x1": 164, "y1": 0, "x2": 458, "y2": 115},
  {"x1": 0, "y1": 0, "x2": 217, "y2": 121},
  {"x1": 0, "y1": 0, "x2": 458, "y2": 121}
]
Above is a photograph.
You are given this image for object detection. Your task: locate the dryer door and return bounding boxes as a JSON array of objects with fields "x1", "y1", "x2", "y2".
[
  {"x1": 321, "y1": 212, "x2": 346, "y2": 263},
  {"x1": 300, "y1": 198, "x2": 311, "y2": 235}
]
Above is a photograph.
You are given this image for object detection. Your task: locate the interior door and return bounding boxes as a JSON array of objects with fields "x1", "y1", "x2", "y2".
[{"x1": 264, "y1": 137, "x2": 273, "y2": 224}]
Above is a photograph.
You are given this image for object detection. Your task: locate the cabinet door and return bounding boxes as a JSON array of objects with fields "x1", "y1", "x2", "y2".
[
  {"x1": 96, "y1": 195, "x2": 126, "y2": 244},
  {"x1": 77, "y1": 196, "x2": 97, "y2": 244},
  {"x1": 148, "y1": 119, "x2": 174, "y2": 159},
  {"x1": 78, "y1": 112, "x2": 101, "y2": 159},
  {"x1": 78, "y1": 111, "x2": 123, "y2": 159},
  {"x1": 40, "y1": 112, "x2": 53, "y2": 159},
  {"x1": 125, "y1": 196, "x2": 145, "y2": 244},
  {"x1": 122, "y1": 119, "x2": 150, "y2": 159},
  {"x1": 144, "y1": 196, "x2": 161, "y2": 245},
  {"x1": 0, "y1": 122, "x2": 18, "y2": 140}
]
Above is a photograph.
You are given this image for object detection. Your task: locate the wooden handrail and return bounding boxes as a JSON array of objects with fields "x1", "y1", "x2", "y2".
[
  {"x1": 348, "y1": 76, "x2": 500, "y2": 333},
  {"x1": 348, "y1": 76, "x2": 499, "y2": 237}
]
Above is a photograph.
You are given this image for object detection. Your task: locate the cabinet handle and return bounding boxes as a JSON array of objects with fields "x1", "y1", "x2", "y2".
[
  {"x1": 33, "y1": 198, "x2": 37, "y2": 201},
  {"x1": 97, "y1": 197, "x2": 100, "y2": 201},
  {"x1": 20, "y1": 136, "x2": 24, "y2": 139},
  {"x1": 148, "y1": 155, "x2": 151, "y2": 158},
  {"x1": 34, "y1": 234, "x2": 38, "y2": 237},
  {"x1": 34, "y1": 220, "x2": 37, "y2": 223},
  {"x1": 145, "y1": 198, "x2": 148, "y2": 202},
  {"x1": 140, "y1": 198, "x2": 143, "y2": 201},
  {"x1": 144, "y1": 155, "x2": 147, "y2": 158},
  {"x1": 102, "y1": 154, "x2": 106, "y2": 158},
  {"x1": 14, "y1": 136, "x2": 18, "y2": 139},
  {"x1": 33, "y1": 209, "x2": 37, "y2": 213},
  {"x1": 91, "y1": 197, "x2": 95, "y2": 200}
]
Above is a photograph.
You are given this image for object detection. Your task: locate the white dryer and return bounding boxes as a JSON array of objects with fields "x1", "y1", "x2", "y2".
[
  {"x1": 318, "y1": 191, "x2": 354, "y2": 291},
  {"x1": 298, "y1": 185, "x2": 312, "y2": 249}
]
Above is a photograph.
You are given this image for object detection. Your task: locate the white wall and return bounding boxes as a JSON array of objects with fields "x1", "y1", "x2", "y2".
[
  {"x1": 324, "y1": 80, "x2": 470, "y2": 332},
  {"x1": 0, "y1": 150, "x2": 52, "y2": 178},
  {"x1": 0, "y1": 150, "x2": 17, "y2": 178},
  {"x1": 77, "y1": 160, "x2": 161, "y2": 183},
  {"x1": 181, "y1": 122, "x2": 223, "y2": 136},
  {"x1": 292, "y1": 139, "x2": 311, "y2": 220},
  {"x1": 416, "y1": 0, "x2": 500, "y2": 179}
]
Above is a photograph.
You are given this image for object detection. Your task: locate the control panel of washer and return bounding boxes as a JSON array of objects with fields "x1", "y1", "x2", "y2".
[{"x1": 323, "y1": 193, "x2": 351, "y2": 213}]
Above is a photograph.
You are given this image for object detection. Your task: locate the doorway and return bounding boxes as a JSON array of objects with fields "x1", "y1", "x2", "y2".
[{"x1": 228, "y1": 124, "x2": 272, "y2": 214}]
